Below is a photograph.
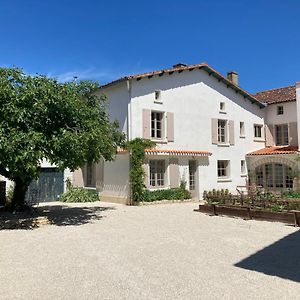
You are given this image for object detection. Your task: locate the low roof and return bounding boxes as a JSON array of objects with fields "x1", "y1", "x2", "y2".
[
  {"x1": 101, "y1": 63, "x2": 264, "y2": 108},
  {"x1": 247, "y1": 146, "x2": 299, "y2": 156},
  {"x1": 144, "y1": 149, "x2": 212, "y2": 156},
  {"x1": 253, "y1": 85, "x2": 296, "y2": 105},
  {"x1": 117, "y1": 148, "x2": 212, "y2": 156}
]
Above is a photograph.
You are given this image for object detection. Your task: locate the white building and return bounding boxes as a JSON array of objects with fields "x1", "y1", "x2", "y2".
[
  {"x1": 4, "y1": 63, "x2": 298, "y2": 204},
  {"x1": 71, "y1": 62, "x2": 300, "y2": 205}
]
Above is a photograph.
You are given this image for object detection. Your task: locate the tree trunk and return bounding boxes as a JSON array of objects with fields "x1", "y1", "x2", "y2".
[{"x1": 10, "y1": 177, "x2": 30, "y2": 211}]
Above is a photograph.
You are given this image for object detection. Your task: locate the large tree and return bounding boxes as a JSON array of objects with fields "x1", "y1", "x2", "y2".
[{"x1": 0, "y1": 68, "x2": 125, "y2": 211}]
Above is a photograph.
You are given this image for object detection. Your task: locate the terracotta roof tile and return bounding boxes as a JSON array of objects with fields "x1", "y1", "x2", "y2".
[
  {"x1": 117, "y1": 148, "x2": 212, "y2": 156},
  {"x1": 253, "y1": 85, "x2": 296, "y2": 105},
  {"x1": 247, "y1": 146, "x2": 299, "y2": 156},
  {"x1": 144, "y1": 149, "x2": 212, "y2": 156},
  {"x1": 101, "y1": 63, "x2": 264, "y2": 108}
]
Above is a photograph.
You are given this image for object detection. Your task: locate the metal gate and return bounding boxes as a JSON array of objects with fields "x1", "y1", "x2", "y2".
[{"x1": 26, "y1": 168, "x2": 64, "y2": 202}]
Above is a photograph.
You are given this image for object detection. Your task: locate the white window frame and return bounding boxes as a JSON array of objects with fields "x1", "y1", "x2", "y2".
[
  {"x1": 218, "y1": 119, "x2": 228, "y2": 144},
  {"x1": 277, "y1": 105, "x2": 284, "y2": 115},
  {"x1": 241, "y1": 160, "x2": 246, "y2": 176},
  {"x1": 151, "y1": 111, "x2": 164, "y2": 140},
  {"x1": 275, "y1": 124, "x2": 289, "y2": 146},
  {"x1": 149, "y1": 160, "x2": 166, "y2": 188},
  {"x1": 154, "y1": 90, "x2": 162, "y2": 103},
  {"x1": 217, "y1": 160, "x2": 230, "y2": 179},
  {"x1": 254, "y1": 124, "x2": 264, "y2": 139},
  {"x1": 240, "y1": 122, "x2": 245, "y2": 138},
  {"x1": 219, "y1": 102, "x2": 226, "y2": 113}
]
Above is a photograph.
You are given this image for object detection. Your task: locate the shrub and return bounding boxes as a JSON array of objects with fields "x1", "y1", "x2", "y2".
[
  {"x1": 60, "y1": 187, "x2": 99, "y2": 203},
  {"x1": 282, "y1": 190, "x2": 300, "y2": 199},
  {"x1": 140, "y1": 187, "x2": 191, "y2": 202}
]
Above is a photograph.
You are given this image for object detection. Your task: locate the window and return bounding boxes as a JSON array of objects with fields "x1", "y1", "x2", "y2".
[
  {"x1": 254, "y1": 163, "x2": 293, "y2": 189},
  {"x1": 254, "y1": 124, "x2": 263, "y2": 138},
  {"x1": 277, "y1": 106, "x2": 284, "y2": 115},
  {"x1": 189, "y1": 160, "x2": 196, "y2": 191},
  {"x1": 275, "y1": 124, "x2": 289, "y2": 146},
  {"x1": 241, "y1": 160, "x2": 246, "y2": 174},
  {"x1": 86, "y1": 163, "x2": 94, "y2": 187},
  {"x1": 240, "y1": 122, "x2": 245, "y2": 137},
  {"x1": 154, "y1": 90, "x2": 162, "y2": 102},
  {"x1": 149, "y1": 160, "x2": 165, "y2": 187},
  {"x1": 151, "y1": 112, "x2": 164, "y2": 139},
  {"x1": 219, "y1": 102, "x2": 225, "y2": 112},
  {"x1": 218, "y1": 120, "x2": 228, "y2": 143},
  {"x1": 217, "y1": 160, "x2": 230, "y2": 178}
]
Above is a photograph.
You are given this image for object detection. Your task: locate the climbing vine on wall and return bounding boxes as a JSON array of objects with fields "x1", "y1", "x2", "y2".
[{"x1": 125, "y1": 138, "x2": 155, "y2": 202}]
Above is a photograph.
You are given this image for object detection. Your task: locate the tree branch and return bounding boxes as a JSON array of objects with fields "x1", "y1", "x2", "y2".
[{"x1": 0, "y1": 165, "x2": 13, "y2": 180}]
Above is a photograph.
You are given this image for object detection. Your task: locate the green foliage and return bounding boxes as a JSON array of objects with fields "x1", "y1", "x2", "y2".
[
  {"x1": 125, "y1": 138, "x2": 155, "y2": 201},
  {"x1": 271, "y1": 204, "x2": 285, "y2": 212},
  {"x1": 0, "y1": 67, "x2": 125, "y2": 208},
  {"x1": 282, "y1": 189, "x2": 300, "y2": 198},
  {"x1": 60, "y1": 187, "x2": 99, "y2": 203},
  {"x1": 140, "y1": 187, "x2": 191, "y2": 202}
]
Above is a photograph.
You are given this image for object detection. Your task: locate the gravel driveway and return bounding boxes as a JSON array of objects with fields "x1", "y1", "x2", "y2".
[{"x1": 0, "y1": 202, "x2": 299, "y2": 299}]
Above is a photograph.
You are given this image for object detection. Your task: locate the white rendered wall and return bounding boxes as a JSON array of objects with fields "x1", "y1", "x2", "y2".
[
  {"x1": 101, "y1": 154, "x2": 130, "y2": 204},
  {"x1": 265, "y1": 101, "x2": 297, "y2": 124},
  {"x1": 95, "y1": 81, "x2": 130, "y2": 136},
  {"x1": 126, "y1": 68, "x2": 266, "y2": 194}
]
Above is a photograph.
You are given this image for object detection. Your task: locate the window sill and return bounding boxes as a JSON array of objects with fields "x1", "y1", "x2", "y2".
[
  {"x1": 219, "y1": 111, "x2": 227, "y2": 114},
  {"x1": 217, "y1": 143, "x2": 230, "y2": 147},
  {"x1": 217, "y1": 178, "x2": 232, "y2": 182},
  {"x1": 84, "y1": 186, "x2": 97, "y2": 190},
  {"x1": 154, "y1": 100, "x2": 163, "y2": 104},
  {"x1": 151, "y1": 139, "x2": 168, "y2": 144},
  {"x1": 241, "y1": 174, "x2": 247, "y2": 177},
  {"x1": 253, "y1": 138, "x2": 265, "y2": 142},
  {"x1": 239, "y1": 135, "x2": 245, "y2": 139}
]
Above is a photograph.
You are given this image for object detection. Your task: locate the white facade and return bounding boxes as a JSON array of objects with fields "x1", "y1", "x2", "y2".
[{"x1": 81, "y1": 64, "x2": 286, "y2": 204}]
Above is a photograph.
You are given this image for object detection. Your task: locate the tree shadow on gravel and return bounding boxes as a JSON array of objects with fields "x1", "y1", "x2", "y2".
[
  {"x1": 0, "y1": 204, "x2": 115, "y2": 230},
  {"x1": 235, "y1": 229, "x2": 300, "y2": 283}
]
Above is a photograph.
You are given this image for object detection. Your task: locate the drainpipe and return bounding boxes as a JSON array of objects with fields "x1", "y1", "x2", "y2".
[
  {"x1": 126, "y1": 79, "x2": 133, "y2": 205},
  {"x1": 296, "y1": 82, "x2": 300, "y2": 152}
]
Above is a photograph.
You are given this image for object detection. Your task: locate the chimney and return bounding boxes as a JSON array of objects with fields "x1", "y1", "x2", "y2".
[
  {"x1": 227, "y1": 71, "x2": 238, "y2": 85},
  {"x1": 173, "y1": 63, "x2": 187, "y2": 68}
]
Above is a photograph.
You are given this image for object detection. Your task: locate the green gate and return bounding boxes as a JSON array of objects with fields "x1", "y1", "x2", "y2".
[{"x1": 26, "y1": 168, "x2": 64, "y2": 202}]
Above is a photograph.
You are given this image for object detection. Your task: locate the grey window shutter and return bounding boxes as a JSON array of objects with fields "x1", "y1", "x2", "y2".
[
  {"x1": 142, "y1": 109, "x2": 151, "y2": 139},
  {"x1": 167, "y1": 112, "x2": 174, "y2": 142},
  {"x1": 265, "y1": 124, "x2": 274, "y2": 146},
  {"x1": 211, "y1": 118, "x2": 218, "y2": 144},
  {"x1": 229, "y1": 120, "x2": 235, "y2": 145},
  {"x1": 169, "y1": 158, "x2": 179, "y2": 188},
  {"x1": 289, "y1": 122, "x2": 298, "y2": 146},
  {"x1": 142, "y1": 158, "x2": 149, "y2": 189}
]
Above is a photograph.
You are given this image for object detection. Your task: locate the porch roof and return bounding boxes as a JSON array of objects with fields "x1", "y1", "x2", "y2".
[
  {"x1": 247, "y1": 146, "x2": 299, "y2": 156},
  {"x1": 144, "y1": 149, "x2": 212, "y2": 156}
]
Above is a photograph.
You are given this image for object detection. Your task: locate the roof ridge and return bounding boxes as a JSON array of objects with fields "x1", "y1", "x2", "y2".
[{"x1": 254, "y1": 85, "x2": 295, "y2": 95}]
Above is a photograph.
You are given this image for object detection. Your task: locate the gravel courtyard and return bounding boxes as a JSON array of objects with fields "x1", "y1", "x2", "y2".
[{"x1": 0, "y1": 202, "x2": 299, "y2": 300}]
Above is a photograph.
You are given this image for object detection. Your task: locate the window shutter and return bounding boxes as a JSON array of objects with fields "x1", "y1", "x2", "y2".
[
  {"x1": 142, "y1": 158, "x2": 149, "y2": 189},
  {"x1": 265, "y1": 124, "x2": 274, "y2": 146},
  {"x1": 211, "y1": 118, "x2": 218, "y2": 144},
  {"x1": 289, "y1": 122, "x2": 298, "y2": 146},
  {"x1": 169, "y1": 158, "x2": 179, "y2": 188},
  {"x1": 167, "y1": 112, "x2": 174, "y2": 142},
  {"x1": 142, "y1": 109, "x2": 151, "y2": 139},
  {"x1": 229, "y1": 120, "x2": 235, "y2": 145}
]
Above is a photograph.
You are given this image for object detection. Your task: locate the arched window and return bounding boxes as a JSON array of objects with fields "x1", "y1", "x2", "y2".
[{"x1": 255, "y1": 163, "x2": 293, "y2": 189}]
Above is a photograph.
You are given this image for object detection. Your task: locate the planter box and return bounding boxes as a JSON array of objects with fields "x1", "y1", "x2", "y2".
[{"x1": 195, "y1": 204, "x2": 300, "y2": 226}]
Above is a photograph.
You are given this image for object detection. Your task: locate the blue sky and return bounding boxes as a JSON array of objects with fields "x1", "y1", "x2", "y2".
[{"x1": 0, "y1": 0, "x2": 299, "y2": 93}]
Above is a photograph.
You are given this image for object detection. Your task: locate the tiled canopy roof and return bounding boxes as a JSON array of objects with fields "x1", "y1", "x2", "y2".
[
  {"x1": 247, "y1": 146, "x2": 299, "y2": 156},
  {"x1": 253, "y1": 86, "x2": 296, "y2": 105},
  {"x1": 101, "y1": 63, "x2": 264, "y2": 108},
  {"x1": 144, "y1": 149, "x2": 212, "y2": 156},
  {"x1": 117, "y1": 148, "x2": 212, "y2": 156}
]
